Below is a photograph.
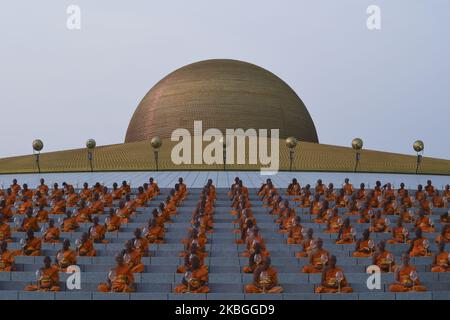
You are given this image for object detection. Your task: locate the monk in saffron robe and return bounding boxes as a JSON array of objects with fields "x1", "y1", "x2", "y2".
[
  {"x1": 424, "y1": 180, "x2": 435, "y2": 196},
  {"x1": 74, "y1": 200, "x2": 92, "y2": 223},
  {"x1": 61, "y1": 210, "x2": 79, "y2": 232},
  {"x1": 177, "y1": 177, "x2": 188, "y2": 201},
  {"x1": 409, "y1": 229, "x2": 432, "y2": 257},
  {"x1": 372, "y1": 241, "x2": 396, "y2": 272},
  {"x1": 0, "y1": 241, "x2": 15, "y2": 271},
  {"x1": 88, "y1": 193, "x2": 104, "y2": 214},
  {"x1": 296, "y1": 228, "x2": 316, "y2": 258},
  {"x1": 17, "y1": 196, "x2": 33, "y2": 214},
  {"x1": 441, "y1": 211, "x2": 449, "y2": 223},
  {"x1": 431, "y1": 240, "x2": 449, "y2": 272},
  {"x1": 324, "y1": 208, "x2": 343, "y2": 233},
  {"x1": 431, "y1": 190, "x2": 446, "y2": 208},
  {"x1": 241, "y1": 226, "x2": 267, "y2": 258},
  {"x1": 147, "y1": 177, "x2": 160, "y2": 197},
  {"x1": 336, "y1": 218, "x2": 355, "y2": 244},
  {"x1": 33, "y1": 192, "x2": 48, "y2": 208},
  {"x1": 105, "y1": 209, "x2": 121, "y2": 232},
  {"x1": 302, "y1": 238, "x2": 330, "y2": 274},
  {"x1": 89, "y1": 217, "x2": 107, "y2": 243},
  {"x1": 144, "y1": 218, "x2": 165, "y2": 244},
  {"x1": 50, "y1": 195, "x2": 66, "y2": 215},
  {"x1": 287, "y1": 216, "x2": 303, "y2": 244},
  {"x1": 0, "y1": 200, "x2": 13, "y2": 222},
  {"x1": 98, "y1": 254, "x2": 135, "y2": 293},
  {"x1": 54, "y1": 239, "x2": 77, "y2": 271},
  {"x1": 111, "y1": 183, "x2": 123, "y2": 200},
  {"x1": 123, "y1": 240, "x2": 145, "y2": 273},
  {"x1": 49, "y1": 183, "x2": 63, "y2": 201},
  {"x1": 342, "y1": 178, "x2": 354, "y2": 196},
  {"x1": 244, "y1": 257, "x2": 283, "y2": 294},
  {"x1": 435, "y1": 224, "x2": 450, "y2": 244},
  {"x1": 414, "y1": 211, "x2": 435, "y2": 233},
  {"x1": 243, "y1": 243, "x2": 266, "y2": 273},
  {"x1": 76, "y1": 232, "x2": 96, "y2": 256},
  {"x1": 42, "y1": 219, "x2": 60, "y2": 243},
  {"x1": 286, "y1": 178, "x2": 301, "y2": 196},
  {"x1": 134, "y1": 187, "x2": 148, "y2": 208},
  {"x1": 324, "y1": 183, "x2": 336, "y2": 202},
  {"x1": 100, "y1": 187, "x2": 113, "y2": 208},
  {"x1": 80, "y1": 183, "x2": 92, "y2": 201},
  {"x1": 389, "y1": 253, "x2": 427, "y2": 292},
  {"x1": 36, "y1": 205, "x2": 49, "y2": 223},
  {"x1": 17, "y1": 207, "x2": 39, "y2": 232},
  {"x1": 387, "y1": 219, "x2": 410, "y2": 244},
  {"x1": 0, "y1": 219, "x2": 11, "y2": 242},
  {"x1": 18, "y1": 230, "x2": 41, "y2": 256},
  {"x1": 10, "y1": 179, "x2": 21, "y2": 195},
  {"x1": 369, "y1": 211, "x2": 391, "y2": 233},
  {"x1": 174, "y1": 255, "x2": 209, "y2": 293},
  {"x1": 25, "y1": 256, "x2": 60, "y2": 292},
  {"x1": 177, "y1": 244, "x2": 207, "y2": 274},
  {"x1": 37, "y1": 178, "x2": 49, "y2": 196},
  {"x1": 356, "y1": 183, "x2": 367, "y2": 201},
  {"x1": 116, "y1": 200, "x2": 132, "y2": 224},
  {"x1": 315, "y1": 179, "x2": 326, "y2": 196},
  {"x1": 397, "y1": 205, "x2": 413, "y2": 223},
  {"x1": 132, "y1": 228, "x2": 150, "y2": 257},
  {"x1": 309, "y1": 194, "x2": 322, "y2": 215},
  {"x1": 352, "y1": 229, "x2": 375, "y2": 258},
  {"x1": 315, "y1": 255, "x2": 353, "y2": 293}
]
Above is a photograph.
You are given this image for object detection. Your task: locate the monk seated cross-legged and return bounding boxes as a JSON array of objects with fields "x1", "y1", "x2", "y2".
[
  {"x1": 17, "y1": 230, "x2": 42, "y2": 256},
  {"x1": 105, "y1": 208, "x2": 121, "y2": 232},
  {"x1": 89, "y1": 217, "x2": 108, "y2": 244},
  {"x1": 122, "y1": 240, "x2": 145, "y2": 273},
  {"x1": 144, "y1": 218, "x2": 165, "y2": 244},
  {"x1": 435, "y1": 224, "x2": 450, "y2": 244},
  {"x1": 16, "y1": 207, "x2": 39, "y2": 232},
  {"x1": 25, "y1": 256, "x2": 61, "y2": 292},
  {"x1": 387, "y1": 220, "x2": 411, "y2": 244},
  {"x1": 177, "y1": 243, "x2": 207, "y2": 274},
  {"x1": 335, "y1": 218, "x2": 356, "y2": 244},
  {"x1": 0, "y1": 241, "x2": 16, "y2": 272},
  {"x1": 372, "y1": 241, "x2": 396, "y2": 273},
  {"x1": 244, "y1": 257, "x2": 283, "y2": 294},
  {"x1": 286, "y1": 216, "x2": 303, "y2": 244},
  {"x1": 302, "y1": 238, "x2": 330, "y2": 274},
  {"x1": 352, "y1": 229, "x2": 375, "y2": 258},
  {"x1": 42, "y1": 219, "x2": 61, "y2": 243},
  {"x1": 296, "y1": 228, "x2": 316, "y2": 258},
  {"x1": 243, "y1": 243, "x2": 266, "y2": 273},
  {"x1": 389, "y1": 253, "x2": 427, "y2": 292},
  {"x1": 61, "y1": 210, "x2": 80, "y2": 233},
  {"x1": 431, "y1": 241, "x2": 449, "y2": 273},
  {"x1": 98, "y1": 254, "x2": 135, "y2": 293},
  {"x1": 174, "y1": 255, "x2": 209, "y2": 294},
  {"x1": 76, "y1": 232, "x2": 97, "y2": 257},
  {"x1": 315, "y1": 255, "x2": 353, "y2": 293},
  {"x1": 409, "y1": 229, "x2": 432, "y2": 257},
  {"x1": 54, "y1": 239, "x2": 77, "y2": 272},
  {"x1": 0, "y1": 218, "x2": 12, "y2": 242}
]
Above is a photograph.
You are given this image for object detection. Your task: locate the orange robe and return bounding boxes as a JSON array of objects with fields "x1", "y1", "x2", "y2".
[
  {"x1": 78, "y1": 240, "x2": 96, "y2": 256},
  {"x1": 98, "y1": 265, "x2": 135, "y2": 293},
  {"x1": 43, "y1": 226, "x2": 60, "y2": 243},
  {"x1": 125, "y1": 250, "x2": 145, "y2": 273},
  {"x1": 244, "y1": 267, "x2": 283, "y2": 294},
  {"x1": 389, "y1": 266, "x2": 427, "y2": 292},
  {"x1": 25, "y1": 266, "x2": 60, "y2": 291},
  {"x1": 302, "y1": 249, "x2": 330, "y2": 273},
  {"x1": 352, "y1": 240, "x2": 374, "y2": 258},
  {"x1": 431, "y1": 252, "x2": 449, "y2": 273},
  {"x1": 409, "y1": 238, "x2": 432, "y2": 257},
  {"x1": 315, "y1": 267, "x2": 353, "y2": 293},
  {"x1": 0, "y1": 250, "x2": 15, "y2": 271},
  {"x1": 55, "y1": 249, "x2": 77, "y2": 270},
  {"x1": 174, "y1": 265, "x2": 209, "y2": 293}
]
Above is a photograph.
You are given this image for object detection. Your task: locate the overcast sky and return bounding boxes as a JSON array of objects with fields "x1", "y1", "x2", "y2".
[{"x1": 1, "y1": 0, "x2": 449, "y2": 160}]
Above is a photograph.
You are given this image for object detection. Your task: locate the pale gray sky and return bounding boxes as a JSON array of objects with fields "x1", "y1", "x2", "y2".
[{"x1": 0, "y1": 0, "x2": 449, "y2": 159}]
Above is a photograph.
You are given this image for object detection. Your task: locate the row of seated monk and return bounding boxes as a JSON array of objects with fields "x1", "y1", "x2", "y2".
[{"x1": 0, "y1": 176, "x2": 447, "y2": 294}]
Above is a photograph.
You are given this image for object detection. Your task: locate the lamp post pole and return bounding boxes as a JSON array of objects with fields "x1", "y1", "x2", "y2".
[
  {"x1": 32, "y1": 139, "x2": 44, "y2": 174},
  {"x1": 351, "y1": 138, "x2": 363, "y2": 173},
  {"x1": 151, "y1": 137, "x2": 162, "y2": 171},
  {"x1": 86, "y1": 139, "x2": 96, "y2": 173},
  {"x1": 413, "y1": 140, "x2": 424, "y2": 174},
  {"x1": 285, "y1": 137, "x2": 298, "y2": 172}
]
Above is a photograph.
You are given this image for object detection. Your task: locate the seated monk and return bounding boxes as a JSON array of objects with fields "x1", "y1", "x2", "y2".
[
  {"x1": 357, "y1": 206, "x2": 371, "y2": 224},
  {"x1": 25, "y1": 256, "x2": 60, "y2": 292},
  {"x1": 36, "y1": 205, "x2": 49, "y2": 223},
  {"x1": 435, "y1": 224, "x2": 450, "y2": 244},
  {"x1": 414, "y1": 185, "x2": 425, "y2": 202},
  {"x1": 0, "y1": 241, "x2": 15, "y2": 271},
  {"x1": 134, "y1": 187, "x2": 148, "y2": 208},
  {"x1": 302, "y1": 238, "x2": 330, "y2": 274},
  {"x1": 387, "y1": 219, "x2": 410, "y2": 244},
  {"x1": 105, "y1": 208, "x2": 121, "y2": 232},
  {"x1": 336, "y1": 218, "x2": 356, "y2": 244},
  {"x1": 33, "y1": 192, "x2": 48, "y2": 208},
  {"x1": 61, "y1": 210, "x2": 79, "y2": 232},
  {"x1": 298, "y1": 185, "x2": 312, "y2": 208},
  {"x1": 144, "y1": 218, "x2": 165, "y2": 244},
  {"x1": 79, "y1": 183, "x2": 93, "y2": 201},
  {"x1": 309, "y1": 194, "x2": 323, "y2": 215},
  {"x1": 389, "y1": 253, "x2": 427, "y2": 292},
  {"x1": 424, "y1": 180, "x2": 435, "y2": 197},
  {"x1": 244, "y1": 257, "x2": 283, "y2": 294},
  {"x1": 163, "y1": 195, "x2": 177, "y2": 216},
  {"x1": 16, "y1": 207, "x2": 39, "y2": 232},
  {"x1": 236, "y1": 216, "x2": 255, "y2": 245},
  {"x1": 88, "y1": 193, "x2": 105, "y2": 214},
  {"x1": 296, "y1": 228, "x2": 316, "y2": 258},
  {"x1": 342, "y1": 178, "x2": 354, "y2": 196},
  {"x1": 182, "y1": 228, "x2": 207, "y2": 253},
  {"x1": 17, "y1": 230, "x2": 41, "y2": 256},
  {"x1": 352, "y1": 229, "x2": 375, "y2": 258},
  {"x1": 408, "y1": 229, "x2": 432, "y2": 257},
  {"x1": 42, "y1": 219, "x2": 61, "y2": 243},
  {"x1": 50, "y1": 195, "x2": 66, "y2": 215},
  {"x1": 116, "y1": 200, "x2": 132, "y2": 224},
  {"x1": 324, "y1": 208, "x2": 343, "y2": 234},
  {"x1": 89, "y1": 217, "x2": 108, "y2": 243},
  {"x1": 276, "y1": 200, "x2": 296, "y2": 232},
  {"x1": 369, "y1": 211, "x2": 391, "y2": 233},
  {"x1": 10, "y1": 179, "x2": 21, "y2": 195},
  {"x1": 431, "y1": 240, "x2": 449, "y2": 272},
  {"x1": 241, "y1": 226, "x2": 267, "y2": 258},
  {"x1": 315, "y1": 255, "x2": 353, "y2": 293},
  {"x1": 74, "y1": 200, "x2": 92, "y2": 223},
  {"x1": 17, "y1": 196, "x2": 33, "y2": 214},
  {"x1": 100, "y1": 187, "x2": 113, "y2": 208},
  {"x1": 177, "y1": 177, "x2": 188, "y2": 201},
  {"x1": 397, "y1": 205, "x2": 413, "y2": 223},
  {"x1": 441, "y1": 211, "x2": 449, "y2": 223},
  {"x1": 372, "y1": 241, "x2": 396, "y2": 272},
  {"x1": 174, "y1": 255, "x2": 209, "y2": 293},
  {"x1": 111, "y1": 183, "x2": 123, "y2": 200},
  {"x1": 54, "y1": 239, "x2": 77, "y2": 271},
  {"x1": 381, "y1": 196, "x2": 397, "y2": 215},
  {"x1": 315, "y1": 179, "x2": 326, "y2": 196},
  {"x1": 0, "y1": 218, "x2": 12, "y2": 242},
  {"x1": 286, "y1": 178, "x2": 301, "y2": 196},
  {"x1": 324, "y1": 183, "x2": 336, "y2": 202},
  {"x1": 76, "y1": 232, "x2": 96, "y2": 256},
  {"x1": 432, "y1": 190, "x2": 446, "y2": 208},
  {"x1": 122, "y1": 240, "x2": 145, "y2": 273},
  {"x1": 414, "y1": 210, "x2": 435, "y2": 233},
  {"x1": 177, "y1": 244, "x2": 207, "y2": 274},
  {"x1": 0, "y1": 200, "x2": 13, "y2": 222},
  {"x1": 98, "y1": 254, "x2": 135, "y2": 293},
  {"x1": 36, "y1": 178, "x2": 49, "y2": 196},
  {"x1": 356, "y1": 183, "x2": 367, "y2": 201},
  {"x1": 335, "y1": 189, "x2": 348, "y2": 208},
  {"x1": 132, "y1": 228, "x2": 150, "y2": 257},
  {"x1": 243, "y1": 242, "x2": 266, "y2": 273},
  {"x1": 287, "y1": 216, "x2": 304, "y2": 244},
  {"x1": 228, "y1": 177, "x2": 241, "y2": 199},
  {"x1": 65, "y1": 186, "x2": 79, "y2": 208},
  {"x1": 313, "y1": 201, "x2": 331, "y2": 224},
  {"x1": 147, "y1": 177, "x2": 160, "y2": 198}
]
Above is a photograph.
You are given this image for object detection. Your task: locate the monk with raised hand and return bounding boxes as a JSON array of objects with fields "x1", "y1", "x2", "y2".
[
  {"x1": 302, "y1": 238, "x2": 330, "y2": 274},
  {"x1": 89, "y1": 217, "x2": 107, "y2": 244},
  {"x1": 98, "y1": 254, "x2": 135, "y2": 293},
  {"x1": 42, "y1": 219, "x2": 60, "y2": 243},
  {"x1": 144, "y1": 218, "x2": 165, "y2": 244},
  {"x1": 0, "y1": 218, "x2": 12, "y2": 242},
  {"x1": 132, "y1": 228, "x2": 150, "y2": 257},
  {"x1": 435, "y1": 224, "x2": 450, "y2": 244},
  {"x1": 122, "y1": 240, "x2": 145, "y2": 273},
  {"x1": 286, "y1": 178, "x2": 301, "y2": 196},
  {"x1": 315, "y1": 255, "x2": 353, "y2": 293},
  {"x1": 25, "y1": 256, "x2": 60, "y2": 292},
  {"x1": 177, "y1": 243, "x2": 207, "y2": 274},
  {"x1": 61, "y1": 209, "x2": 79, "y2": 232},
  {"x1": 388, "y1": 219, "x2": 410, "y2": 244},
  {"x1": 174, "y1": 255, "x2": 209, "y2": 294},
  {"x1": 414, "y1": 210, "x2": 435, "y2": 233},
  {"x1": 389, "y1": 253, "x2": 427, "y2": 292},
  {"x1": 408, "y1": 229, "x2": 432, "y2": 257},
  {"x1": 287, "y1": 216, "x2": 303, "y2": 244},
  {"x1": 105, "y1": 208, "x2": 121, "y2": 232},
  {"x1": 54, "y1": 239, "x2": 77, "y2": 271},
  {"x1": 372, "y1": 241, "x2": 396, "y2": 272},
  {"x1": 18, "y1": 230, "x2": 42, "y2": 256},
  {"x1": 336, "y1": 218, "x2": 356, "y2": 244},
  {"x1": 296, "y1": 228, "x2": 316, "y2": 258},
  {"x1": 17, "y1": 207, "x2": 39, "y2": 232},
  {"x1": 243, "y1": 242, "x2": 266, "y2": 273},
  {"x1": 0, "y1": 241, "x2": 15, "y2": 271},
  {"x1": 76, "y1": 232, "x2": 96, "y2": 257},
  {"x1": 244, "y1": 257, "x2": 283, "y2": 294},
  {"x1": 352, "y1": 229, "x2": 375, "y2": 258}
]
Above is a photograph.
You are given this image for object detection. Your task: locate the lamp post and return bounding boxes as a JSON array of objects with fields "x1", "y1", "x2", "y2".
[
  {"x1": 86, "y1": 139, "x2": 96, "y2": 172},
  {"x1": 151, "y1": 136, "x2": 162, "y2": 171},
  {"x1": 351, "y1": 138, "x2": 363, "y2": 172},
  {"x1": 32, "y1": 139, "x2": 44, "y2": 174},
  {"x1": 413, "y1": 140, "x2": 424, "y2": 174},
  {"x1": 219, "y1": 137, "x2": 227, "y2": 171},
  {"x1": 285, "y1": 137, "x2": 298, "y2": 172}
]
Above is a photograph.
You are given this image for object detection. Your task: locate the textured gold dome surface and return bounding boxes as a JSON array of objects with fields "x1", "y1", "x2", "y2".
[{"x1": 125, "y1": 59, "x2": 319, "y2": 143}]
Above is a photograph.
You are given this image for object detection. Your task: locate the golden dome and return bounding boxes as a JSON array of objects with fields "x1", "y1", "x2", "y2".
[{"x1": 125, "y1": 59, "x2": 318, "y2": 143}]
